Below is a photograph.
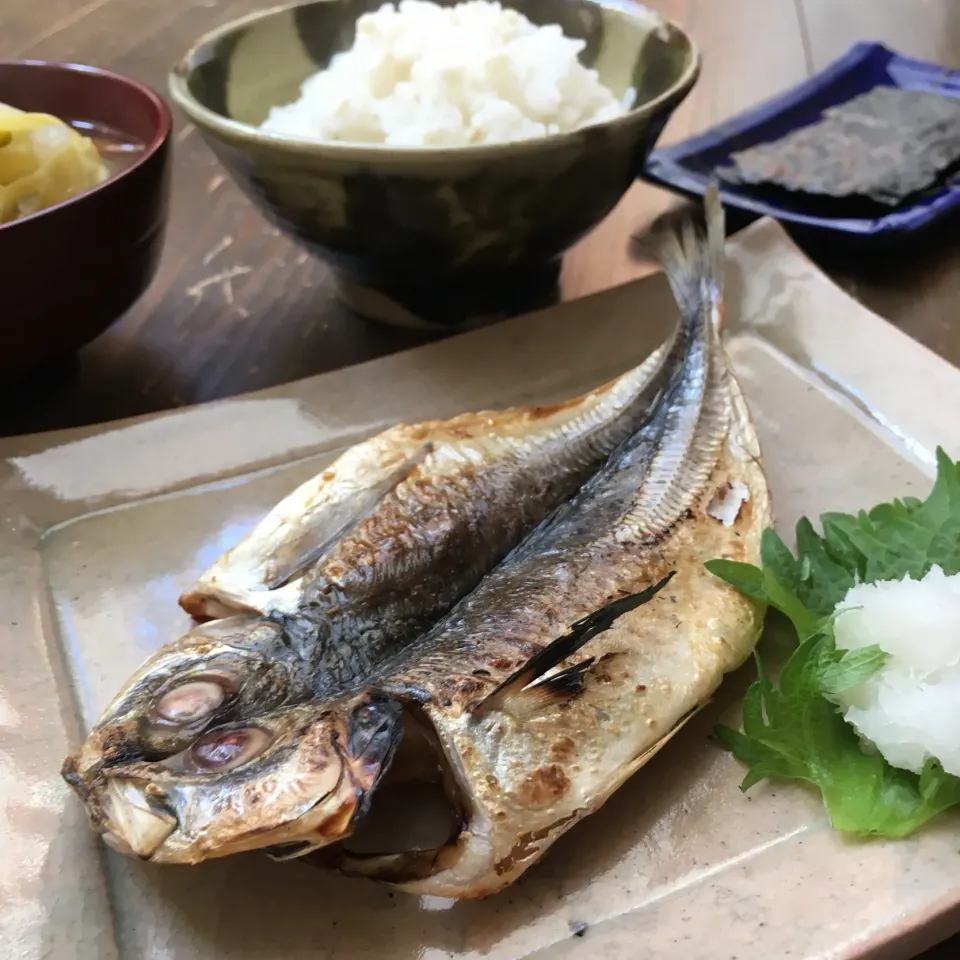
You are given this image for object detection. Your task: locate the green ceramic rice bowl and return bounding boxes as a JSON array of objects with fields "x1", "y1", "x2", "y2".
[{"x1": 170, "y1": 0, "x2": 699, "y2": 329}]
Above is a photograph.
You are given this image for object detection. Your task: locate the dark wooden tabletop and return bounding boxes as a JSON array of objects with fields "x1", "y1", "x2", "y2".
[
  {"x1": 3, "y1": 0, "x2": 960, "y2": 440},
  {"x1": 1, "y1": 0, "x2": 959, "y2": 954}
]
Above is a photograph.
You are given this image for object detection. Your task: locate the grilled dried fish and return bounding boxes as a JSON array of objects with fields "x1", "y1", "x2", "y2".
[
  {"x1": 62, "y1": 283, "x2": 692, "y2": 857},
  {"x1": 62, "y1": 190, "x2": 770, "y2": 892}
]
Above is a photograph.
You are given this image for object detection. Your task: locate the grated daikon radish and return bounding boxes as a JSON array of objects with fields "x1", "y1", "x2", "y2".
[{"x1": 832, "y1": 564, "x2": 960, "y2": 777}]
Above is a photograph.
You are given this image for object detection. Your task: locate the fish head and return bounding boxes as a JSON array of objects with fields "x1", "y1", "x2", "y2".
[
  {"x1": 63, "y1": 616, "x2": 296, "y2": 811},
  {"x1": 65, "y1": 693, "x2": 405, "y2": 863}
]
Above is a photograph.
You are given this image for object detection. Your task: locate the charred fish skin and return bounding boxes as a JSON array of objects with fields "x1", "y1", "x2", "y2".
[
  {"x1": 180, "y1": 345, "x2": 687, "y2": 619},
  {"x1": 330, "y1": 188, "x2": 771, "y2": 897},
  {"x1": 62, "y1": 299, "x2": 695, "y2": 860},
  {"x1": 63, "y1": 191, "x2": 769, "y2": 879},
  {"x1": 88, "y1": 189, "x2": 769, "y2": 880},
  {"x1": 179, "y1": 346, "x2": 694, "y2": 686}
]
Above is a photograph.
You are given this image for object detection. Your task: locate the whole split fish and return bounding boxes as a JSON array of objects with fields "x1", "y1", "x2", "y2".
[
  {"x1": 62, "y1": 269, "x2": 692, "y2": 859},
  {"x1": 63, "y1": 191, "x2": 771, "y2": 895}
]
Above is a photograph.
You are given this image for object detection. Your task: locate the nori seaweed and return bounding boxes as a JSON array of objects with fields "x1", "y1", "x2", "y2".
[{"x1": 718, "y1": 86, "x2": 960, "y2": 206}]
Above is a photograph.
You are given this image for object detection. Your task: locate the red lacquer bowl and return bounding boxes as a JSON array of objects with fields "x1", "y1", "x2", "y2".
[{"x1": 0, "y1": 61, "x2": 172, "y2": 380}]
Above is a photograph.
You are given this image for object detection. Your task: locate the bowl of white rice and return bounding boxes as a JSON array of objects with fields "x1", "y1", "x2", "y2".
[{"x1": 170, "y1": 0, "x2": 698, "y2": 329}]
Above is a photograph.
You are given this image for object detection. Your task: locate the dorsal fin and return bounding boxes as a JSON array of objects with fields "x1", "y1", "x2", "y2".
[{"x1": 469, "y1": 572, "x2": 675, "y2": 718}]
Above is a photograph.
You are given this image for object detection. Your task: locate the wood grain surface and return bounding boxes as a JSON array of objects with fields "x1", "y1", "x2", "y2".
[
  {"x1": 1, "y1": 1, "x2": 959, "y2": 954},
  {"x1": 1, "y1": 0, "x2": 959, "y2": 440}
]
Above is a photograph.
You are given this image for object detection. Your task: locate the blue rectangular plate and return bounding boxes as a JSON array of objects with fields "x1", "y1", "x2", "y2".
[{"x1": 641, "y1": 42, "x2": 960, "y2": 236}]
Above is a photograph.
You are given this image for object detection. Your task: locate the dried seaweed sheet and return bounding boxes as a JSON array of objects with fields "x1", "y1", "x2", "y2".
[{"x1": 718, "y1": 86, "x2": 960, "y2": 206}]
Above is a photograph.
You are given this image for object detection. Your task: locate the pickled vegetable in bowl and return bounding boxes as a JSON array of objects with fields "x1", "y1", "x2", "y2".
[{"x1": 0, "y1": 101, "x2": 109, "y2": 223}]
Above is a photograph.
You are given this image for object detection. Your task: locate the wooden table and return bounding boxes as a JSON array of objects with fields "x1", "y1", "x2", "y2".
[
  {"x1": 2, "y1": 0, "x2": 959, "y2": 951},
  {"x1": 2, "y1": 0, "x2": 960, "y2": 439}
]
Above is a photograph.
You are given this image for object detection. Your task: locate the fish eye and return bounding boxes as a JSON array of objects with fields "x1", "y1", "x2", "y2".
[
  {"x1": 182, "y1": 727, "x2": 273, "y2": 773},
  {"x1": 149, "y1": 677, "x2": 232, "y2": 726}
]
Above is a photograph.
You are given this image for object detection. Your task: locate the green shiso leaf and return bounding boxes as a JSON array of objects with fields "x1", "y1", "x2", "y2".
[{"x1": 708, "y1": 447, "x2": 960, "y2": 838}]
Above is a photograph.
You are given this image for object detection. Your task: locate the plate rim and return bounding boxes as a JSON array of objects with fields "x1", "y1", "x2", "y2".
[{"x1": 3, "y1": 219, "x2": 960, "y2": 959}]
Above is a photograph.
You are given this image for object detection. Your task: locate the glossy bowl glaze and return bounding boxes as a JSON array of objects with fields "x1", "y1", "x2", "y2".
[
  {"x1": 0, "y1": 61, "x2": 172, "y2": 380},
  {"x1": 169, "y1": 0, "x2": 699, "y2": 330}
]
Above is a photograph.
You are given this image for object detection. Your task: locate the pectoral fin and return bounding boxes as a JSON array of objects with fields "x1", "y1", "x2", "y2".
[
  {"x1": 263, "y1": 444, "x2": 433, "y2": 589},
  {"x1": 180, "y1": 441, "x2": 432, "y2": 619},
  {"x1": 470, "y1": 572, "x2": 675, "y2": 718}
]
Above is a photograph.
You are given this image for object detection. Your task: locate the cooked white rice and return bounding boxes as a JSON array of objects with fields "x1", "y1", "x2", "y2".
[
  {"x1": 260, "y1": 0, "x2": 635, "y2": 147},
  {"x1": 832, "y1": 564, "x2": 960, "y2": 777}
]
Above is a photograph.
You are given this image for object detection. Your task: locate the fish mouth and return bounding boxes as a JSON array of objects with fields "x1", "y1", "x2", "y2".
[
  {"x1": 304, "y1": 704, "x2": 471, "y2": 883},
  {"x1": 98, "y1": 780, "x2": 178, "y2": 858}
]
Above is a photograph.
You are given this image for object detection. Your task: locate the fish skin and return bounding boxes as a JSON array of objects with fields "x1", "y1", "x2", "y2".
[
  {"x1": 62, "y1": 299, "x2": 691, "y2": 854},
  {"x1": 64, "y1": 191, "x2": 771, "y2": 888}
]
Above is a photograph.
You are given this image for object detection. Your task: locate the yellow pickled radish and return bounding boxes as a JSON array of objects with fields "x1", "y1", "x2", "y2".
[
  {"x1": 0, "y1": 100, "x2": 109, "y2": 224},
  {"x1": 0, "y1": 102, "x2": 63, "y2": 133}
]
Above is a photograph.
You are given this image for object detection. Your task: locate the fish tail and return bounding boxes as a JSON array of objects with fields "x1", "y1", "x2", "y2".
[
  {"x1": 652, "y1": 187, "x2": 726, "y2": 339},
  {"x1": 704, "y1": 183, "x2": 726, "y2": 333}
]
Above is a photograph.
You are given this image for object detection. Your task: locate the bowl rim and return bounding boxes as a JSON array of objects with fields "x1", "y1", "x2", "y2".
[
  {"x1": 167, "y1": 0, "x2": 701, "y2": 162},
  {"x1": 0, "y1": 59, "x2": 172, "y2": 235}
]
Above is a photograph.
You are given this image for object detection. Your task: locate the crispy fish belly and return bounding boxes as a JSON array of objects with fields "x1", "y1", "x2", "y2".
[
  {"x1": 313, "y1": 189, "x2": 772, "y2": 896},
  {"x1": 62, "y1": 267, "x2": 690, "y2": 861}
]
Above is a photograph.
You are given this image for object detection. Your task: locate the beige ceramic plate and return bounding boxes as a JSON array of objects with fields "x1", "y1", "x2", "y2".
[{"x1": 2, "y1": 220, "x2": 959, "y2": 960}]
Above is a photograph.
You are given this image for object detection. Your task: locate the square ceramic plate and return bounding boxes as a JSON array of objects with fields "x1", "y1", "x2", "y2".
[
  {"x1": 641, "y1": 42, "x2": 960, "y2": 236},
  {"x1": 2, "y1": 220, "x2": 959, "y2": 960}
]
